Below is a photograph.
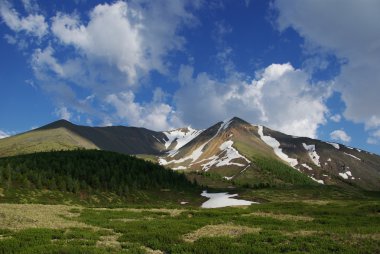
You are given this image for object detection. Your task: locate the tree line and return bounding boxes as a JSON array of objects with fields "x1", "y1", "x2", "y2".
[{"x1": 0, "y1": 150, "x2": 196, "y2": 196}]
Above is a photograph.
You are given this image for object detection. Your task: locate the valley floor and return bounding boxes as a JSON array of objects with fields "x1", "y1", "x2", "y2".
[{"x1": 0, "y1": 191, "x2": 379, "y2": 254}]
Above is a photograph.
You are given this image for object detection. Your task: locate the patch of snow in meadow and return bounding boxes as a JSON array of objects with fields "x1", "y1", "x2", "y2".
[
  {"x1": 257, "y1": 126, "x2": 298, "y2": 167},
  {"x1": 302, "y1": 143, "x2": 320, "y2": 167},
  {"x1": 201, "y1": 190, "x2": 257, "y2": 208}
]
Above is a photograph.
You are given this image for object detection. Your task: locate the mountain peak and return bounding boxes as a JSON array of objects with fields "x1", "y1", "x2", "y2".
[
  {"x1": 38, "y1": 119, "x2": 75, "y2": 130},
  {"x1": 221, "y1": 116, "x2": 251, "y2": 130},
  {"x1": 230, "y1": 116, "x2": 250, "y2": 124}
]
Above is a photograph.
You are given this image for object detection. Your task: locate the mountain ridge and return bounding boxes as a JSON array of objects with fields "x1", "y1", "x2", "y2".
[{"x1": 1, "y1": 117, "x2": 379, "y2": 190}]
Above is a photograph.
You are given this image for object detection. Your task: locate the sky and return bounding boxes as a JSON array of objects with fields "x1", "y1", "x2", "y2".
[{"x1": 0, "y1": 0, "x2": 380, "y2": 154}]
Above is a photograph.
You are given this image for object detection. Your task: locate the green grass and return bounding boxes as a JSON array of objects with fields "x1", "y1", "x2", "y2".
[
  {"x1": 1, "y1": 198, "x2": 378, "y2": 253},
  {"x1": 0, "y1": 128, "x2": 98, "y2": 158}
]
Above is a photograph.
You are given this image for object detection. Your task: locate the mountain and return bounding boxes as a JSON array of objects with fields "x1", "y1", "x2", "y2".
[{"x1": 1, "y1": 117, "x2": 380, "y2": 190}]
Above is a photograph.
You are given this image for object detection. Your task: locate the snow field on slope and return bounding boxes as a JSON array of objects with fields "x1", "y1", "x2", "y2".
[
  {"x1": 200, "y1": 140, "x2": 250, "y2": 171},
  {"x1": 163, "y1": 127, "x2": 203, "y2": 154},
  {"x1": 257, "y1": 125, "x2": 298, "y2": 167},
  {"x1": 159, "y1": 119, "x2": 236, "y2": 167},
  {"x1": 302, "y1": 143, "x2": 321, "y2": 167}
]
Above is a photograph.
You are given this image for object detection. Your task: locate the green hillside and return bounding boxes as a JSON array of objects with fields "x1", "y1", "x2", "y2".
[
  {"x1": 0, "y1": 128, "x2": 98, "y2": 158},
  {"x1": 0, "y1": 150, "x2": 198, "y2": 205}
]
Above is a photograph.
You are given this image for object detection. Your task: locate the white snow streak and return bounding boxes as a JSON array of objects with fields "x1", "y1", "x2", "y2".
[
  {"x1": 302, "y1": 143, "x2": 320, "y2": 167},
  {"x1": 172, "y1": 166, "x2": 187, "y2": 170},
  {"x1": 301, "y1": 163, "x2": 313, "y2": 171},
  {"x1": 343, "y1": 152, "x2": 361, "y2": 161},
  {"x1": 257, "y1": 125, "x2": 298, "y2": 167},
  {"x1": 309, "y1": 176, "x2": 324, "y2": 184}
]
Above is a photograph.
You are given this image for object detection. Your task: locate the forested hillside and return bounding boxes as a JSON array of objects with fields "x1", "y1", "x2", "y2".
[{"x1": 0, "y1": 150, "x2": 196, "y2": 197}]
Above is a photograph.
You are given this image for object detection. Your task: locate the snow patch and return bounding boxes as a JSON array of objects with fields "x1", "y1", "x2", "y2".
[
  {"x1": 223, "y1": 176, "x2": 234, "y2": 181},
  {"x1": 302, "y1": 143, "x2": 320, "y2": 167},
  {"x1": 200, "y1": 140, "x2": 250, "y2": 171},
  {"x1": 163, "y1": 127, "x2": 203, "y2": 153},
  {"x1": 158, "y1": 158, "x2": 168, "y2": 165},
  {"x1": 201, "y1": 190, "x2": 257, "y2": 208},
  {"x1": 339, "y1": 172, "x2": 349, "y2": 179},
  {"x1": 339, "y1": 170, "x2": 354, "y2": 180},
  {"x1": 309, "y1": 176, "x2": 324, "y2": 184},
  {"x1": 301, "y1": 163, "x2": 313, "y2": 171},
  {"x1": 327, "y1": 142, "x2": 340, "y2": 149},
  {"x1": 221, "y1": 118, "x2": 233, "y2": 130},
  {"x1": 344, "y1": 152, "x2": 361, "y2": 161},
  {"x1": 327, "y1": 158, "x2": 332, "y2": 162},
  {"x1": 257, "y1": 125, "x2": 298, "y2": 167},
  {"x1": 160, "y1": 120, "x2": 235, "y2": 168},
  {"x1": 172, "y1": 166, "x2": 187, "y2": 170}
]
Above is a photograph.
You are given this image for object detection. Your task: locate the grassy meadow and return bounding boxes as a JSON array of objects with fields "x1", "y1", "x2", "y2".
[
  {"x1": 0, "y1": 150, "x2": 379, "y2": 253},
  {"x1": 0, "y1": 186, "x2": 379, "y2": 254}
]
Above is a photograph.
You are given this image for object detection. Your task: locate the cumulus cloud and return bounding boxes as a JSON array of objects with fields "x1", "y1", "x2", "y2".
[
  {"x1": 55, "y1": 107, "x2": 72, "y2": 121},
  {"x1": 330, "y1": 114, "x2": 341, "y2": 123},
  {"x1": 367, "y1": 129, "x2": 380, "y2": 145},
  {"x1": 105, "y1": 90, "x2": 183, "y2": 130},
  {"x1": 176, "y1": 63, "x2": 330, "y2": 138},
  {"x1": 0, "y1": 1, "x2": 47, "y2": 38},
  {"x1": 50, "y1": 0, "x2": 197, "y2": 85},
  {"x1": 330, "y1": 129, "x2": 351, "y2": 143},
  {"x1": 273, "y1": 0, "x2": 380, "y2": 139},
  {"x1": 0, "y1": 130, "x2": 10, "y2": 139},
  {"x1": 26, "y1": 0, "x2": 199, "y2": 128}
]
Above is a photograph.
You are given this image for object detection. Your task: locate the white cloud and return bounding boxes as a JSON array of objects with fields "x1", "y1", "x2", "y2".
[
  {"x1": 274, "y1": 0, "x2": 380, "y2": 132},
  {"x1": 55, "y1": 107, "x2": 72, "y2": 121},
  {"x1": 0, "y1": 130, "x2": 10, "y2": 139},
  {"x1": 367, "y1": 129, "x2": 380, "y2": 145},
  {"x1": 21, "y1": 0, "x2": 39, "y2": 13},
  {"x1": 330, "y1": 114, "x2": 341, "y2": 123},
  {"x1": 50, "y1": 0, "x2": 197, "y2": 85},
  {"x1": 330, "y1": 129, "x2": 351, "y2": 143},
  {"x1": 0, "y1": 1, "x2": 47, "y2": 38},
  {"x1": 176, "y1": 63, "x2": 330, "y2": 138},
  {"x1": 105, "y1": 91, "x2": 183, "y2": 131},
  {"x1": 27, "y1": 0, "x2": 199, "y2": 129}
]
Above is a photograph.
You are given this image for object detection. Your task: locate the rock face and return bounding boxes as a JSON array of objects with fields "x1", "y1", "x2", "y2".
[{"x1": 1, "y1": 117, "x2": 380, "y2": 190}]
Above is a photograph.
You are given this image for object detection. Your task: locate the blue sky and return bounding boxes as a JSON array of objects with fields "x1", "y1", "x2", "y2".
[{"x1": 1, "y1": 0, "x2": 380, "y2": 155}]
